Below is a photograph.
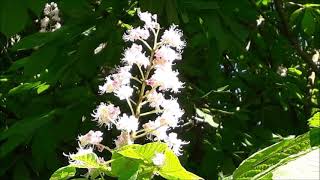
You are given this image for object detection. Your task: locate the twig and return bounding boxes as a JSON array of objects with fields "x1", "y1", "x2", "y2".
[
  {"x1": 274, "y1": 0, "x2": 319, "y2": 74},
  {"x1": 210, "y1": 108, "x2": 234, "y2": 115}
]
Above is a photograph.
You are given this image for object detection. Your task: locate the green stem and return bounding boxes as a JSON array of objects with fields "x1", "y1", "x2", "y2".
[
  {"x1": 138, "y1": 65, "x2": 145, "y2": 80},
  {"x1": 131, "y1": 76, "x2": 142, "y2": 84},
  {"x1": 139, "y1": 39, "x2": 152, "y2": 50},
  {"x1": 140, "y1": 109, "x2": 163, "y2": 117},
  {"x1": 126, "y1": 98, "x2": 135, "y2": 115}
]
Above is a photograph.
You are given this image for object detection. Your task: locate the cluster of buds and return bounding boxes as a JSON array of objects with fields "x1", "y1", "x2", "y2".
[
  {"x1": 70, "y1": 10, "x2": 188, "y2": 167},
  {"x1": 40, "y1": 2, "x2": 61, "y2": 32}
]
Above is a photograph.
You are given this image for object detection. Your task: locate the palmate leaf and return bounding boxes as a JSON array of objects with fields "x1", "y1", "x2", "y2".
[
  {"x1": 119, "y1": 142, "x2": 168, "y2": 161},
  {"x1": 113, "y1": 142, "x2": 202, "y2": 180},
  {"x1": 232, "y1": 131, "x2": 319, "y2": 179},
  {"x1": 111, "y1": 152, "x2": 141, "y2": 180},
  {"x1": 159, "y1": 149, "x2": 203, "y2": 180}
]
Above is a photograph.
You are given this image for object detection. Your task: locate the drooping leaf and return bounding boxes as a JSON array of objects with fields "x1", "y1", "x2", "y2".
[
  {"x1": 36, "y1": 83, "x2": 50, "y2": 94},
  {"x1": 159, "y1": 149, "x2": 203, "y2": 180},
  {"x1": 272, "y1": 148, "x2": 320, "y2": 179},
  {"x1": 232, "y1": 131, "x2": 317, "y2": 179},
  {"x1": 114, "y1": 142, "x2": 203, "y2": 180},
  {"x1": 50, "y1": 166, "x2": 76, "y2": 180},
  {"x1": 8, "y1": 82, "x2": 41, "y2": 95},
  {"x1": 111, "y1": 152, "x2": 141, "y2": 180}
]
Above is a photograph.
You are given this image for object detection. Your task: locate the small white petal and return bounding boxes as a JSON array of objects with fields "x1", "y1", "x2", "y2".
[
  {"x1": 114, "y1": 85, "x2": 133, "y2": 100},
  {"x1": 122, "y1": 43, "x2": 150, "y2": 67},
  {"x1": 165, "y1": 133, "x2": 188, "y2": 156},
  {"x1": 152, "y1": 153, "x2": 165, "y2": 166},
  {"x1": 116, "y1": 114, "x2": 139, "y2": 132},
  {"x1": 123, "y1": 27, "x2": 150, "y2": 42},
  {"x1": 78, "y1": 130, "x2": 103, "y2": 147},
  {"x1": 160, "y1": 24, "x2": 186, "y2": 50},
  {"x1": 149, "y1": 68, "x2": 184, "y2": 92},
  {"x1": 91, "y1": 103, "x2": 121, "y2": 128}
]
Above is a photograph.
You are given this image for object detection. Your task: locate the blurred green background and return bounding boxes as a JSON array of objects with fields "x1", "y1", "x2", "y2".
[{"x1": 0, "y1": 0, "x2": 319, "y2": 179}]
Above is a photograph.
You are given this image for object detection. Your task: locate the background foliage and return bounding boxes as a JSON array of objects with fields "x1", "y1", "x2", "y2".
[{"x1": 0, "y1": 0, "x2": 319, "y2": 179}]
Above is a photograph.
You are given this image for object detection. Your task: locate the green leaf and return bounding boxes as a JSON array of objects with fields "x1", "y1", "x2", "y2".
[
  {"x1": 13, "y1": 162, "x2": 30, "y2": 180},
  {"x1": 37, "y1": 83, "x2": 50, "y2": 94},
  {"x1": 159, "y1": 149, "x2": 203, "y2": 180},
  {"x1": 233, "y1": 132, "x2": 316, "y2": 179},
  {"x1": 0, "y1": 135, "x2": 27, "y2": 158},
  {"x1": 114, "y1": 142, "x2": 202, "y2": 180},
  {"x1": 272, "y1": 148, "x2": 320, "y2": 179},
  {"x1": 0, "y1": 110, "x2": 57, "y2": 157},
  {"x1": 195, "y1": 108, "x2": 219, "y2": 128},
  {"x1": 301, "y1": 9, "x2": 316, "y2": 36},
  {"x1": 8, "y1": 82, "x2": 41, "y2": 95},
  {"x1": 304, "y1": 4, "x2": 320, "y2": 8},
  {"x1": 112, "y1": 143, "x2": 167, "y2": 179},
  {"x1": 308, "y1": 112, "x2": 320, "y2": 128},
  {"x1": 257, "y1": 0, "x2": 272, "y2": 6},
  {"x1": 69, "y1": 151, "x2": 101, "y2": 169},
  {"x1": 310, "y1": 128, "x2": 320, "y2": 147},
  {"x1": 117, "y1": 143, "x2": 167, "y2": 162},
  {"x1": 8, "y1": 81, "x2": 50, "y2": 95},
  {"x1": 217, "y1": 85, "x2": 229, "y2": 92},
  {"x1": 0, "y1": 0, "x2": 28, "y2": 37},
  {"x1": 165, "y1": 0, "x2": 179, "y2": 24},
  {"x1": 135, "y1": 142, "x2": 168, "y2": 161},
  {"x1": 26, "y1": 0, "x2": 46, "y2": 16},
  {"x1": 289, "y1": 8, "x2": 303, "y2": 26},
  {"x1": 111, "y1": 152, "x2": 141, "y2": 180},
  {"x1": 183, "y1": 0, "x2": 219, "y2": 10},
  {"x1": 287, "y1": 67, "x2": 302, "y2": 76},
  {"x1": 60, "y1": 0, "x2": 91, "y2": 20},
  {"x1": 117, "y1": 146, "x2": 143, "y2": 160},
  {"x1": 11, "y1": 32, "x2": 55, "y2": 51},
  {"x1": 50, "y1": 166, "x2": 76, "y2": 180}
]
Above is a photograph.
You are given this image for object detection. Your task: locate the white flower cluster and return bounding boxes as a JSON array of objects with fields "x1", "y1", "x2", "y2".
[
  {"x1": 70, "y1": 10, "x2": 188, "y2": 163},
  {"x1": 40, "y1": 2, "x2": 61, "y2": 32}
]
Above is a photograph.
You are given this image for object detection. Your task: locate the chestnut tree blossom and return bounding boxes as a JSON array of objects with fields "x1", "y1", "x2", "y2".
[
  {"x1": 87, "y1": 10, "x2": 188, "y2": 155},
  {"x1": 40, "y1": 2, "x2": 61, "y2": 32},
  {"x1": 64, "y1": 10, "x2": 190, "y2": 178}
]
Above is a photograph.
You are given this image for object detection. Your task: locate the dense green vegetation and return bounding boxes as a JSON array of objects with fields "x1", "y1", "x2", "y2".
[{"x1": 0, "y1": 0, "x2": 319, "y2": 179}]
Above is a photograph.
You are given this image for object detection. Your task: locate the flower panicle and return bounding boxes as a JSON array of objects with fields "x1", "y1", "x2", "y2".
[{"x1": 67, "y1": 11, "x2": 188, "y2": 172}]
